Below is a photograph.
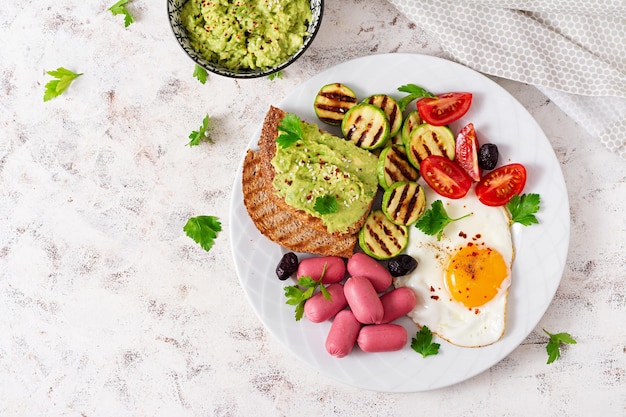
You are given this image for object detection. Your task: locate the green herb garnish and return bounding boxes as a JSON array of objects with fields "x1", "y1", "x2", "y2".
[
  {"x1": 314, "y1": 195, "x2": 338, "y2": 215},
  {"x1": 183, "y1": 215, "x2": 222, "y2": 252},
  {"x1": 108, "y1": 0, "x2": 135, "y2": 27},
  {"x1": 268, "y1": 71, "x2": 283, "y2": 80},
  {"x1": 276, "y1": 113, "x2": 303, "y2": 148},
  {"x1": 284, "y1": 264, "x2": 332, "y2": 321},
  {"x1": 193, "y1": 64, "x2": 208, "y2": 84},
  {"x1": 544, "y1": 329, "x2": 576, "y2": 364},
  {"x1": 43, "y1": 67, "x2": 83, "y2": 102},
  {"x1": 507, "y1": 193, "x2": 541, "y2": 226},
  {"x1": 415, "y1": 200, "x2": 472, "y2": 240},
  {"x1": 188, "y1": 114, "x2": 214, "y2": 146},
  {"x1": 397, "y1": 83, "x2": 436, "y2": 111},
  {"x1": 411, "y1": 326, "x2": 440, "y2": 358}
]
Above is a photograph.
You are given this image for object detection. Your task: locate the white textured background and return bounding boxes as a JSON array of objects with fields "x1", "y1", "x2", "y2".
[{"x1": 0, "y1": 1, "x2": 624, "y2": 416}]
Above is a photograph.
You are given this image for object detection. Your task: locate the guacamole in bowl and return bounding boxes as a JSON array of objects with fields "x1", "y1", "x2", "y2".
[{"x1": 167, "y1": 0, "x2": 323, "y2": 78}]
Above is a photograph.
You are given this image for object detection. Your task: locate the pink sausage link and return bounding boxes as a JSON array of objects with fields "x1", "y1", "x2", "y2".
[
  {"x1": 343, "y1": 276, "x2": 384, "y2": 324},
  {"x1": 379, "y1": 287, "x2": 418, "y2": 324},
  {"x1": 347, "y1": 252, "x2": 392, "y2": 292},
  {"x1": 304, "y1": 283, "x2": 347, "y2": 323},
  {"x1": 325, "y1": 310, "x2": 362, "y2": 358},
  {"x1": 357, "y1": 324, "x2": 408, "y2": 353},
  {"x1": 297, "y1": 256, "x2": 346, "y2": 284}
]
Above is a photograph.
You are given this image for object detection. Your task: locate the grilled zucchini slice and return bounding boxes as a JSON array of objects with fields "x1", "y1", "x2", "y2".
[
  {"x1": 313, "y1": 83, "x2": 358, "y2": 125},
  {"x1": 404, "y1": 123, "x2": 455, "y2": 168},
  {"x1": 364, "y1": 94, "x2": 403, "y2": 137},
  {"x1": 401, "y1": 110, "x2": 422, "y2": 145},
  {"x1": 377, "y1": 145, "x2": 419, "y2": 190},
  {"x1": 381, "y1": 181, "x2": 426, "y2": 226},
  {"x1": 341, "y1": 103, "x2": 390, "y2": 150},
  {"x1": 359, "y1": 209, "x2": 409, "y2": 260}
]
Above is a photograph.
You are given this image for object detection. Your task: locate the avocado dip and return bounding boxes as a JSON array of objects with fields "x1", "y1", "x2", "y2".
[
  {"x1": 181, "y1": 0, "x2": 312, "y2": 70},
  {"x1": 271, "y1": 120, "x2": 379, "y2": 234}
]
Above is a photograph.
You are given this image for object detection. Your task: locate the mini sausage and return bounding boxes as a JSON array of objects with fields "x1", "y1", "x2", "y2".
[
  {"x1": 343, "y1": 276, "x2": 384, "y2": 324},
  {"x1": 325, "y1": 310, "x2": 361, "y2": 358},
  {"x1": 379, "y1": 287, "x2": 418, "y2": 324},
  {"x1": 304, "y1": 283, "x2": 347, "y2": 323},
  {"x1": 357, "y1": 324, "x2": 408, "y2": 353},
  {"x1": 347, "y1": 252, "x2": 392, "y2": 293},
  {"x1": 297, "y1": 256, "x2": 346, "y2": 284}
]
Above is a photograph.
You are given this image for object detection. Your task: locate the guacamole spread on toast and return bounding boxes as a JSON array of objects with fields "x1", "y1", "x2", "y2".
[
  {"x1": 181, "y1": 0, "x2": 312, "y2": 70},
  {"x1": 271, "y1": 120, "x2": 379, "y2": 234}
]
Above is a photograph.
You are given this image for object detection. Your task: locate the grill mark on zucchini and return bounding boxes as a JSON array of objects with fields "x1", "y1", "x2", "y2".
[
  {"x1": 314, "y1": 83, "x2": 358, "y2": 125},
  {"x1": 387, "y1": 150, "x2": 417, "y2": 182},
  {"x1": 405, "y1": 123, "x2": 456, "y2": 167},
  {"x1": 359, "y1": 210, "x2": 408, "y2": 259},
  {"x1": 366, "y1": 94, "x2": 402, "y2": 137},
  {"x1": 342, "y1": 103, "x2": 390, "y2": 150},
  {"x1": 381, "y1": 182, "x2": 426, "y2": 226}
]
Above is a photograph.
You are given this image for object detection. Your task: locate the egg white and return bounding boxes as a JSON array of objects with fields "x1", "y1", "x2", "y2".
[{"x1": 395, "y1": 184, "x2": 513, "y2": 348}]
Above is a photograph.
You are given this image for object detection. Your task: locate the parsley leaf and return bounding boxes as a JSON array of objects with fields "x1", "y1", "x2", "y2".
[
  {"x1": 43, "y1": 67, "x2": 83, "y2": 102},
  {"x1": 415, "y1": 200, "x2": 472, "y2": 240},
  {"x1": 183, "y1": 215, "x2": 222, "y2": 252},
  {"x1": 109, "y1": 0, "x2": 135, "y2": 27},
  {"x1": 411, "y1": 326, "x2": 440, "y2": 358},
  {"x1": 188, "y1": 114, "x2": 214, "y2": 146},
  {"x1": 193, "y1": 64, "x2": 208, "y2": 84},
  {"x1": 544, "y1": 329, "x2": 576, "y2": 364},
  {"x1": 284, "y1": 263, "x2": 331, "y2": 321},
  {"x1": 276, "y1": 113, "x2": 303, "y2": 148},
  {"x1": 314, "y1": 195, "x2": 338, "y2": 215},
  {"x1": 507, "y1": 193, "x2": 541, "y2": 226},
  {"x1": 397, "y1": 83, "x2": 436, "y2": 111},
  {"x1": 268, "y1": 71, "x2": 283, "y2": 80}
]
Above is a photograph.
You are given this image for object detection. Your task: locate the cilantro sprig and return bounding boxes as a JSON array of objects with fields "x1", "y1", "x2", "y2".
[
  {"x1": 507, "y1": 193, "x2": 541, "y2": 226},
  {"x1": 188, "y1": 114, "x2": 214, "y2": 146},
  {"x1": 314, "y1": 195, "x2": 338, "y2": 215},
  {"x1": 284, "y1": 264, "x2": 332, "y2": 321},
  {"x1": 276, "y1": 113, "x2": 304, "y2": 148},
  {"x1": 43, "y1": 67, "x2": 83, "y2": 102},
  {"x1": 415, "y1": 200, "x2": 472, "y2": 240},
  {"x1": 544, "y1": 329, "x2": 576, "y2": 364},
  {"x1": 193, "y1": 64, "x2": 208, "y2": 84},
  {"x1": 411, "y1": 326, "x2": 440, "y2": 358},
  {"x1": 109, "y1": 0, "x2": 135, "y2": 27},
  {"x1": 397, "y1": 83, "x2": 436, "y2": 111},
  {"x1": 183, "y1": 215, "x2": 222, "y2": 252}
]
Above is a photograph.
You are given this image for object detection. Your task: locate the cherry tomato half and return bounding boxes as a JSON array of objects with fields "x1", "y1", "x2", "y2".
[
  {"x1": 417, "y1": 92, "x2": 473, "y2": 126},
  {"x1": 475, "y1": 163, "x2": 527, "y2": 206},
  {"x1": 420, "y1": 155, "x2": 473, "y2": 199},
  {"x1": 455, "y1": 123, "x2": 481, "y2": 182}
]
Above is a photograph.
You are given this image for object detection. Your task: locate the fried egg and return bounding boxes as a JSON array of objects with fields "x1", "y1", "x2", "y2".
[{"x1": 394, "y1": 185, "x2": 513, "y2": 347}]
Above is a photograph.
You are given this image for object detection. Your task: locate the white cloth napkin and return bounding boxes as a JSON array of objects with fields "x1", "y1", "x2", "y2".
[{"x1": 387, "y1": 0, "x2": 626, "y2": 159}]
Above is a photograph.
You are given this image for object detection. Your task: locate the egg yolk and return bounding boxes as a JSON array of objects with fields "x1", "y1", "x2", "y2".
[{"x1": 445, "y1": 245, "x2": 508, "y2": 308}]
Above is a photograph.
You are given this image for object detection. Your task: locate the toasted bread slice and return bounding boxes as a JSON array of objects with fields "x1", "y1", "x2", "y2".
[
  {"x1": 242, "y1": 149, "x2": 357, "y2": 258},
  {"x1": 241, "y1": 105, "x2": 377, "y2": 258}
]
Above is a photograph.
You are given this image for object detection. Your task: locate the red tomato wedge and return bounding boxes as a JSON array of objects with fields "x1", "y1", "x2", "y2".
[
  {"x1": 417, "y1": 92, "x2": 472, "y2": 126},
  {"x1": 455, "y1": 123, "x2": 481, "y2": 181},
  {"x1": 475, "y1": 163, "x2": 527, "y2": 206},
  {"x1": 420, "y1": 155, "x2": 473, "y2": 199}
]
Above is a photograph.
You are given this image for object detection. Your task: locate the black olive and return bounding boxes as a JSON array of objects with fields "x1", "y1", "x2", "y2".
[
  {"x1": 387, "y1": 254, "x2": 418, "y2": 277},
  {"x1": 276, "y1": 252, "x2": 299, "y2": 280},
  {"x1": 478, "y1": 143, "x2": 499, "y2": 170}
]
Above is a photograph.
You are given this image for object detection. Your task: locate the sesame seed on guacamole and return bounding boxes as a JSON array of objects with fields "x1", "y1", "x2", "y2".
[{"x1": 181, "y1": 0, "x2": 312, "y2": 70}]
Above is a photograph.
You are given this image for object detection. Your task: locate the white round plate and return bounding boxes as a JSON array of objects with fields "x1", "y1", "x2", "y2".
[{"x1": 229, "y1": 53, "x2": 570, "y2": 392}]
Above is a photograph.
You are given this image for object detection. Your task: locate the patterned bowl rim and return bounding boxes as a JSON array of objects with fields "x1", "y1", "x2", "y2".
[{"x1": 166, "y1": 0, "x2": 324, "y2": 79}]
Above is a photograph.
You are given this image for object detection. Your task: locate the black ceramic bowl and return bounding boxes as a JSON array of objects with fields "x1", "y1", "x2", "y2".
[{"x1": 167, "y1": 0, "x2": 323, "y2": 79}]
